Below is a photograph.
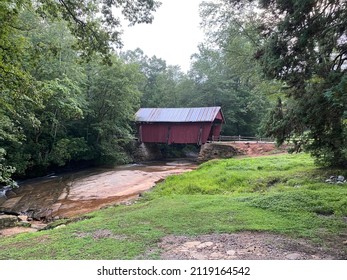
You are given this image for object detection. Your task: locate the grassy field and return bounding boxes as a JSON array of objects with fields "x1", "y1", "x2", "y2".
[{"x1": 0, "y1": 153, "x2": 346, "y2": 259}]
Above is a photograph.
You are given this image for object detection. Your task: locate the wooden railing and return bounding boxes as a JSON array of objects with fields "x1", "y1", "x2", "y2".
[{"x1": 211, "y1": 135, "x2": 274, "y2": 143}]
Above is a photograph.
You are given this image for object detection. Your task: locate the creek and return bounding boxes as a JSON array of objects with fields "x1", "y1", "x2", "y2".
[{"x1": 0, "y1": 160, "x2": 196, "y2": 221}]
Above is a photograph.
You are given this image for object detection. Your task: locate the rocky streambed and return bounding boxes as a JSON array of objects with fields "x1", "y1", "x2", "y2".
[{"x1": 0, "y1": 160, "x2": 196, "y2": 236}]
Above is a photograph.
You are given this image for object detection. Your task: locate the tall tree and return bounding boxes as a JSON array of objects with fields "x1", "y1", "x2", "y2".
[
  {"x1": 189, "y1": 44, "x2": 269, "y2": 135},
  {"x1": 2, "y1": 12, "x2": 89, "y2": 175},
  {"x1": 121, "y1": 49, "x2": 187, "y2": 108},
  {"x1": 196, "y1": 1, "x2": 274, "y2": 135},
  {"x1": 229, "y1": 0, "x2": 347, "y2": 166},
  {"x1": 83, "y1": 56, "x2": 143, "y2": 165}
]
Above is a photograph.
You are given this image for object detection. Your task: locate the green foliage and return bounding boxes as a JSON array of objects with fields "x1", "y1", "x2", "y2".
[
  {"x1": 32, "y1": 0, "x2": 160, "y2": 60},
  {"x1": 188, "y1": 45, "x2": 270, "y2": 136},
  {"x1": 228, "y1": 0, "x2": 347, "y2": 166},
  {"x1": 120, "y1": 1, "x2": 277, "y2": 138},
  {"x1": 0, "y1": 148, "x2": 16, "y2": 186},
  {"x1": 49, "y1": 138, "x2": 88, "y2": 166},
  {"x1": 83, "y1": 56, "x2": 142, "y2": 165},
  {"x1": 0, "y1": 6, "x2": 148, "y2": 178},
  {"x1": 121, "y1": 49, "x2": 182, "y2": 108}
]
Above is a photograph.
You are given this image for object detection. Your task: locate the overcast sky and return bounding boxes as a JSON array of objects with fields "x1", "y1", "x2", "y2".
[{"x1": 121, "y1": 0, "x2": 205, "y2": 72}]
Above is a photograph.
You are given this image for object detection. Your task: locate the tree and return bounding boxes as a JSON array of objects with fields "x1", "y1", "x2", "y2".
[
  {"x1": 231, "y1": 0, "x2": 347, "y2": 166},
  {"x1": 195, "y1": 1, "x2": 273, "y2": 136},
  {"x1": 0, "y1": 2, "x2": 40, "y2": 181},
  {"x1": 121, "y1": 49, "x2": 188, "y2": 108},
  {"x1": 122, "y1": 49, "x2": 167, "y2": 106},
  {"x1": 1, "y1": 0, "x2": 160, "y2": 106},
  {"x1": 213, "y1": 0, "x2": 347, "y2": 165},
  {"x1": 0, "y1": 1, "x2": 160, "y2": 181},
  {"x1": 83, "y1": 56, "x2": 143, "y2": 165},
  {"x1": 1, "y1": 13, "x2": 90, "y2": 175},
  {"x1": 30, "y1": 0, "x2": 160, "y2": 59},
  {"x1": 188, "y1": 44, "x2": 269, "y2": 136}
]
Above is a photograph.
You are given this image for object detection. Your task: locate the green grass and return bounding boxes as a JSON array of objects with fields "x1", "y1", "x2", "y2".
[
  {"x1": 150, "y1": 154, "x2": 318, "y2": 195},
  {"x1": 0, "y1": 153, "x2": 346, "y2": 259}
]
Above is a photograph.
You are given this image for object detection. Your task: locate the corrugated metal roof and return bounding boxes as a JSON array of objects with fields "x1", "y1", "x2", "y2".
[{"x1": 135, "y1": 107, "x2": 223, "y2": 123}]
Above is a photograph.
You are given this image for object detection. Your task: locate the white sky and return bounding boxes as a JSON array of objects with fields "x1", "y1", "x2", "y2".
[{"x1": 121, "y1": 0, "x2": 205, "y2": 72}]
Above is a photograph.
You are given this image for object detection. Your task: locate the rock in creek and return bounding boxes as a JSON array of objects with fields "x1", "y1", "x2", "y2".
[{"x1": 0, "y1": 215, "x2": 18, "y2": 229}]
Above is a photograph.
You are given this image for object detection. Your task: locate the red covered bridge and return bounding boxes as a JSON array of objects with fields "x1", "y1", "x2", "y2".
[{"x1": 135, "y1": 107, "x2": 225, "y2": 145}]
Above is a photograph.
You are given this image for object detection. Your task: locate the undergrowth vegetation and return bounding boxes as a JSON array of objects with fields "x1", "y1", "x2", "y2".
[{"x1": 0, "y1": 153, "x2": 346, "y2": 259}]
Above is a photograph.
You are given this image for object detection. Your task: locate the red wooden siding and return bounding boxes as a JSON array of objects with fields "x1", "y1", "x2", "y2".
[
  {"x1": 139, "y1": 123, "x2": 218, "y2": 144},
  {"x1": 136, "y1": 107, "x2": 225, "y2": 145},
  {"x1": 211, "y1": 123, "x2": 222, "y2": 139},
  {"x1": 139, "y1": 123, "x2": 168, "y2": 143}
]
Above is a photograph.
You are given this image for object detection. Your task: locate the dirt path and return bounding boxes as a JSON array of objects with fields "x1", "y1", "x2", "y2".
[{"x1": 155, "y1": 232, "x2": 346, "y2": 260}]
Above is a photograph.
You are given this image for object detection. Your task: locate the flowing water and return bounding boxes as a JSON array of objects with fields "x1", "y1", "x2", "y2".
[{"x1": 0, "y1": 160, "x2": 196, "y2": 221}]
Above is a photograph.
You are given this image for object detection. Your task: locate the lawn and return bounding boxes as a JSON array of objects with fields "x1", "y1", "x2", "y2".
[{"x1": 0, "y1": 153, "x2": 346, "y2": 259}]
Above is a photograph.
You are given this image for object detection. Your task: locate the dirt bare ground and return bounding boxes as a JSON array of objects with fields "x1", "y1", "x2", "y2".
[
  {"x1": 228, "y1": 142, "x2": 289, "y2": 157},
  {"x1": 154, "y1": 232, "x2": 347, "y2": 260}
]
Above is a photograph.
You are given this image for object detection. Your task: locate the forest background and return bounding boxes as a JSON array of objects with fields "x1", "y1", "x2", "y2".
[{"x1": 1, "y1": 0, "x2": 346, "y2": 184}]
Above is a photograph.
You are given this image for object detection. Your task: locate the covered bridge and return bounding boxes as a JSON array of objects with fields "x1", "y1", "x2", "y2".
[{"x1": 135, "y1": 107, "x2": 225, "y2": 145}]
